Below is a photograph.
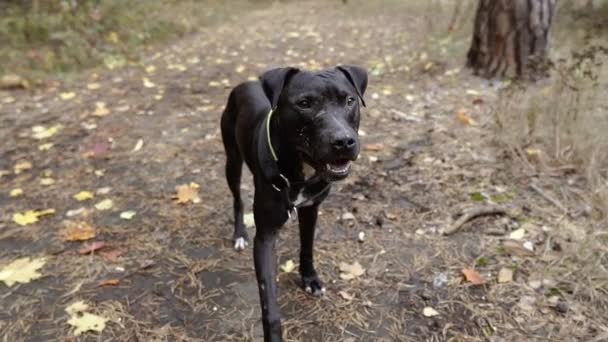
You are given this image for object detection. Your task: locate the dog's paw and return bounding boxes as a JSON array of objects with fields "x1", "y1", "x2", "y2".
[
  {"x1": 302, "y1": 275, "x2": 325, "y2": 297},
  {"x1": 233, "y1": 237, "x2": 248, "y2": 251}
]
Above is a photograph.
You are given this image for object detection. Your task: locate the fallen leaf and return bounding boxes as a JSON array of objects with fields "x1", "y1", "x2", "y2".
[
  {"x1": 66, "y1": 301, "x2": 89, "y2": 314},
  {"x1": 456, "y1": 109, "x2": 477, "y2": 126},
  {"x1": 39, "y1": 143, "x2": 54, "y2": 151},
  {"x1": 142, "y1": 77, "x2": 156, "y2": 88},
  {"x1": 462, "y1": 268, "x2": 485, "y2": 285},
  {"x1": 280, "y1": 260, "x2": 296, "y2": 273},
  {"x1": 338, "y1": 290, "x2": 354, "y2": 301},
  {"x1": 87, "y1": 83, "x2": 101, "y2": 90},
  {"x1": 92, "y1": 102, "x2": 110, "y2": 117},
  {"x1": 244, "y1": 213, "x2": 255, "y2": 228},
  {"x1": 0, "y1": 257, "x2": 47, "y2": 287},
  {"x1": 173, "y1": 183, "x2": 201, "y2": 204},
  {"x1": 60, "y1": 92, "x2": 76, "y2": 100},
  {"x1": 62, "y1": 221, "x2": 96, "y2": 241},
  {"x1": 339, "y1": 261, "x2": 365, "y2": 280},
  {"x1": 65, "y1": 301, "x2": 108, "y2": 336},
  {"x1": 99, "y1": 248, "x2": 124, "y2": 262},
  {"x1": 40, "y1": 177, "x2": 55, "y2": 186},
  {"x1": 501, "y1": 240, "x2": 534, "y2": 257},
  {"x1": 145, "y1": 65, "x2": 156, "y2": 74},
  {"x1": 74, "y1": 191, "x2": 94, "y2": 201},
  {"x1": 96, "y1": 187, "x2": 112, "y2": 195},
  {"x1": 78, "y1": 241, "x2": 107, "y2": 254},
  {"x1": 14, "y1": 160, "x2": 32, "y2": 174},
  {"x1": 94, "y1": 199, "x2": 114, "y2": 211},
  {"x1": 98, "y1": 278, "x2": 120, "y2": 287},
  {"x1": 509, "y1": 228, "x2": 526, "y2": 240},
  {"x1": 132, "y1": 139, "x2": 143, "y2": 152},
  {"x1": 32, "y1": 125, "x2": 62, "y2": 140},
  {"x1": 119, "y1": 211, "x2": 136, "y2": 220},
  {"x1": 10, "y1": 188, "x2": 23, "y2": 197},
  {"x1": 0, "y1": 74, "x2": 28, "y2": 89},
  {"x1": 423, "y1": 306, "x2": 440, "y2": 317},
  {"x1": 364, "y1": 143, "x2": 384, "y2": 151},
  {"x1": 497, "y1": 267, "x2": 514, "y2": 283},
  {"x1": 13, "y1": 209, "x2": 55, "y2": 226}
]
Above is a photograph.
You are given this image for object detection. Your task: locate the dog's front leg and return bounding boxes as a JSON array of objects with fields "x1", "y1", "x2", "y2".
[
  {"x1": 253, "y1": 226, "x2": 283, "y2": 342},
  {"x1": 298, "y1": 204, "x2": 325, "y2": 296}
]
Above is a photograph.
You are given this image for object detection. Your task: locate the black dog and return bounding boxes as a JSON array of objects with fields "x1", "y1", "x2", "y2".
[{"x1": 220, "y1": 65, "x2": 367, "y2": 342}]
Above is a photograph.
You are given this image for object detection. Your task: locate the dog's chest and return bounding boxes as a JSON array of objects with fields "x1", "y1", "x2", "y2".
[{"x1": 291, "y1": 163, "x2": 326, "y2": 207}]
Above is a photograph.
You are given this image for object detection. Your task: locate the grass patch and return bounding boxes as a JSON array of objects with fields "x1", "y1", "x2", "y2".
[{"x1": 0, "y1": 0, "x2": 254, "y2": 77}]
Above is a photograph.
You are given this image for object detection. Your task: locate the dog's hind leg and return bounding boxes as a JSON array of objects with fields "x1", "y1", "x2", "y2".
[{"x1": 221, "y1": 109, "x2": 248, "y2": 251}]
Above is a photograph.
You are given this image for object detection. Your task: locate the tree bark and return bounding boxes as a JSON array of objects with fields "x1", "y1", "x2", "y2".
[{"x1": 467, "y1": 0, "x2": 557, "y2": 79}]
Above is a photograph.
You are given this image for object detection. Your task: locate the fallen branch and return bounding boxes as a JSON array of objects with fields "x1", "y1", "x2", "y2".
[
  {"x1": 443, "y1": 205, "x2": 509, "y2": 235},
  {"x1": 530, "y1": 183, "x2": 568, "y2": 214}
]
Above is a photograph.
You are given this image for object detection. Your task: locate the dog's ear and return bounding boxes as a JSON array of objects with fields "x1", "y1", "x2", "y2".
[
  {"x1": 259, "y1": 67, "x2": 299, "y2": 109},
  {"x1": 337, "y1": 65, "x2": 368, "y2": 107}
]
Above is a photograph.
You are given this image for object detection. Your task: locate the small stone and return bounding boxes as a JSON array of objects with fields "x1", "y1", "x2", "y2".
[
  {"x1": 433, "y1": 272, "x2": 448, "y2": 288},
  {"x1": 358, "y1": 232, "x2": 365, "y2": 243},
  {"x1": 422, "y1": 306, "x2": 439, "y2": 317},
  {"x1": 554, "y1": 302, "x2": 569, "y2": 314},
  {"x1": 522, "y1": 241, "x2": 534, "y2": 252},
  {"x1": 342, "y1": 212, "x2": 355, "y2": 221},
  {"x1": 528, "y1": 279, "x2": 542, "y2": 290}
]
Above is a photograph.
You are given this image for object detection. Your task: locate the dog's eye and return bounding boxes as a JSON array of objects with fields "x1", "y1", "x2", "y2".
[
  {"x1": 346, "y1": 97, "x2": 356, "y2": 106},
  {"x1": 296, "y1": 99, "x2": 311, "y2": 109}
]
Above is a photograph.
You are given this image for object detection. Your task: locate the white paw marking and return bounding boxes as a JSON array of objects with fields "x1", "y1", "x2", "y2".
[
  {"x1": 234, "y1": 237, "x2": 248, "y2": 251},
  {"x1": 305, "y1": 286, "x2": 312, "y2": 294}
]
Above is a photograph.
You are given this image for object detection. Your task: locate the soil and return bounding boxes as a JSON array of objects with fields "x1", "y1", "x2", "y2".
[{"x1": 0, "y1": 1, "x2": 603, "y2": 342}]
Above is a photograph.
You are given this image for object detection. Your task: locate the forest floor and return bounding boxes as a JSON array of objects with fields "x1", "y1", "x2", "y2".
[{"x1": 1, "y1": 1, "x2": 606, "y2": 341}]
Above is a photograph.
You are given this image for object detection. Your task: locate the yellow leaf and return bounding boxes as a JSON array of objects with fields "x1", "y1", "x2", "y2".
[
  {"x1": 142, "y1": 78, "x2": 156, "y2": 88},
  {"x1": 132, "y1": 139, "x2": 143, "y2": 152},
  {"x1": 87, "y1": 83, "x2": 101, "y2": 90},
  {"x1": 94, "y1": 199, "x2": 114, "y2": 211},
  {"x1": 173, "y1": 183, "x2": 201, "y2": 204},
  {"x1": 40, "y1": 178, "x2": 55, "y2": 186},
  {"x1": 60, "y1": 92, "x2": 76, "y2": 100},
  {"x1": 92, "y1": 102, "x2": 110, "y2": 117},
  {"x1": 14, "y1": 160, "x2": 32, "y2": 174},
  {"x1": 509, "y1": 228, "x2": 526, "y2": 240},
  {"x1": 106, "y1": 31, "x2": 120, "y2": 44},
  {"x1": 65, "y1": 301, "x2": 108, "y2": 336},
  {"x1": 0, "y1": 257, "x2": 47, "y2": 287},
  {"x1": 13, "y1": 211, "x2": 40, "y2": 225},
  {"x1": 456, "y1": 109, "x2": 477, "y2": 126},
  {"x1": 62, "y1": 221, "x2": 96, "y2": 241},
  {"x1": 74, "y1": 191, "x2": 94, "y2": 201},
  {"x1": 339, "y1": 261, "x2": 365, "y2": 280},
  {"x1": 235, "y1": 65, "x2": 246, "y2": 73},
  {"x1": 39, "y1": 143, "x2": 54, "y2": 151},
  {"x1": 10, "y1": 188, "x2": 23, "y2": 197},
  {"x1": 145, "y1": 65, "x2": 156, "y2": 74},
  {"x1": 338, "y1": 291, "x2": 354, "y2": 301},
  {"x1": 31, "y1": 125, "x2": 62, "y2": 140},
  {"x1": 280, "y1": 260, "x2": 296, "y2": 273}
]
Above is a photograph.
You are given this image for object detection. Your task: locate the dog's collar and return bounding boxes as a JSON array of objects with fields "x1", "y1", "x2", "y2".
[
  {"x1": 257, "y1": 109, "x2": 329, "y2": 221},
  {"x1": 266, "y1": 109, "x2": 279, "y2": 162}
]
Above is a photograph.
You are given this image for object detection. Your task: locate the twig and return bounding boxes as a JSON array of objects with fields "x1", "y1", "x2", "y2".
[
  {"x1": 530, "y1": 183, "x2": 568, "y2": 213},
  {"x1": 443, "y1": 205, "x2": 509, "y2": 235}
]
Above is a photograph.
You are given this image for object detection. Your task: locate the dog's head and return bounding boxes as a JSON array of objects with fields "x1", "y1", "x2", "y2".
[{"x1": 260, "y1": 65, "x2": 367, "y2": 182}]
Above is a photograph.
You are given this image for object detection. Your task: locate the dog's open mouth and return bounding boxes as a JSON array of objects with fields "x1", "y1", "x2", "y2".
[{"x1": 325, "y1": 160, "x2": 351, "y2": 177}]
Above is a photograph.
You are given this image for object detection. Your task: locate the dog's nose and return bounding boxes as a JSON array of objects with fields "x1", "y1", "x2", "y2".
[{"x1": 331, "y1": 136, "x2": 357, "y2": 152}]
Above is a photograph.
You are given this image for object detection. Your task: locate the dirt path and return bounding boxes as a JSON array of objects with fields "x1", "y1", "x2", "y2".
[{"x1": 0, "y1": 1, "x2": 602, "y2": 341}]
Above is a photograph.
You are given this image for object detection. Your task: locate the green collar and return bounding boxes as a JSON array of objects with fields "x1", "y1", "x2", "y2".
[{"x1": 266, "y1": 109, "x2": 279, "y2": 162}]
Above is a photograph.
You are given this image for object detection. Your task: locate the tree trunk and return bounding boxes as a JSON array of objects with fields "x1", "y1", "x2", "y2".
[{"x1": 467, "y1": 0, "x2": 557, "y2": 79}]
